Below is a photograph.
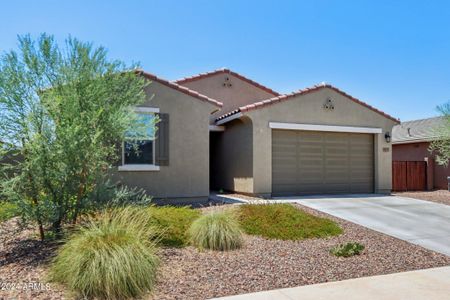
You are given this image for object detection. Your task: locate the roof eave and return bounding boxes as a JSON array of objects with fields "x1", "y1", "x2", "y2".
[
  {"x1": 136, "y1": 70, "x2": 223, "y2": 109},
  {"x1": 215, "y1": 112, "x2": 243, "y2": 125},
  {"x1": 392, "y1": 138, "x2": 436, "y2": 145},
  {"x1": 215, "y1": 84, "x2": 399, "y2": 124}
]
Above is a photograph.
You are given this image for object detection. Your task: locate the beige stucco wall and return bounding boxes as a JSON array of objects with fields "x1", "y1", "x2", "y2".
[
  {"x1": 210, "y1": 117, "x2": 253, "y2": 193},
  {"x1": 112, "y1": 81, "x2": 217, "y2": 200},
  {"x1": 180, "y1": 73, "x2": 276, "y2": 121},
  {"x1": 242, "y1": 87, "x2": 397, "y2": 196}
]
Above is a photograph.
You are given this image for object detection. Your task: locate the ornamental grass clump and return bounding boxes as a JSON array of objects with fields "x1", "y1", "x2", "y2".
[
  {"x1": 49, "y1": 207, "x2": 160, "y2": 300},
  {"x1": 188, "y1": 208, "x2": 243, "y2": 251}
]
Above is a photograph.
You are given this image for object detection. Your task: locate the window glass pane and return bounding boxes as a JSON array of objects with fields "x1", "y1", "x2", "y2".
[
  {"x1": 124, "y1": 140, "x2": 154, "y2": 164},
  {"x1": 126, "y1": 113, "x2": 156, "y2": 140}
]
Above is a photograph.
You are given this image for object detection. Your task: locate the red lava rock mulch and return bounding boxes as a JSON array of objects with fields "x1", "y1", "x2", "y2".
[{"x1": 394, "y1": 190, "x2": 450, "y2": 206}]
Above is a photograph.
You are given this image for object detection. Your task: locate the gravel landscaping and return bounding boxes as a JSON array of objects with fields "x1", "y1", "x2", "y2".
[
  {"x1": 151, "y1": 204, "x2": 450, "y2": 300},
  {"x1": 0, "y1": 218, "x2": 65, "y2": 299},
  {"x1": 394, "y1": 190, "x2": 450, "y2": 206},
  {"x1": 2, "y1": 204, "x2": 450, "y2": 300}
]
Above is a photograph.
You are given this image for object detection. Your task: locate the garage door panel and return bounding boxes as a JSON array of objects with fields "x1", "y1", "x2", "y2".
[
  {"x1": 325, "y1": 184, "x2": 351, "y2": 191},
  {"x1": 299, "y1": 148, "x2": 324, "y2": 156},
  {"x1": 351, "y1": 156, "x2": 373, "y2": 162},
  {"x1": 298, "y1": 176, "x2": 324, "y2": 183},
  {"x1": 273, "y1": 159, "x2": 297, "y2": 167},
  {"x1": 326, "y1": 170, "x2": 350, "y2": 176},
  {"x1": 272, "y1": 130, "x2": 374, "y2": 195},
  {"x1": 351, "y1": 183, "x2": 373, "y2": 193},
  {"x1": 326, "y1": 161, "x2": 349, "y2": 168}
]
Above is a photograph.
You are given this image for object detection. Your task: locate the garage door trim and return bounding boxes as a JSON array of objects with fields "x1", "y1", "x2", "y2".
[{"x1": 269, "y1": 122, "x2": 382, "y2": 134}]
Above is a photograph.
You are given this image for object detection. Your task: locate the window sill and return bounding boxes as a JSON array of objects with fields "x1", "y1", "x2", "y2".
[{"x1": 118, "y1": 165, "x2": 160, "y2": 172}]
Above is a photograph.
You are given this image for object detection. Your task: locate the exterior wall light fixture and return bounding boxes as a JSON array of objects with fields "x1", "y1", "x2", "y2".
[{"x1": 385, "y1": 132, "x2": 391, "y2": 143}]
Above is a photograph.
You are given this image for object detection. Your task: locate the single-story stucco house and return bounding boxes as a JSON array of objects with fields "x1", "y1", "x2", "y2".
[
  {"x1": 392, "y1": 116, "x2": 450, "y2": 191},
  {"x1": 113, "y1": 68, "x2": 399, "y2": 202}
]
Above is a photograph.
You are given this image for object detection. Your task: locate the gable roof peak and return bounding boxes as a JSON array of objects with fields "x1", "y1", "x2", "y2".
[
  {"x1": 173, "y1": 68, "x2": 280, "y2": 96},
  {"x1": 215, "y1": 83, "x2": 399, "y2": 124}
]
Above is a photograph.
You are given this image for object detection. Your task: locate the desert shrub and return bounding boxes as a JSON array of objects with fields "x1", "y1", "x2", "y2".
[
  {"x1": 0, "y1": 34, "x2": 150, "y2": 239},
  {"x1": 49, "y1": 207, "x2": 159, "y2": 299},
  {"x1": 330, "y1": 242, "x2": 365, "y2": 257},
  {"x1": 239, "y1": 203, "x2": 342, "y2": 240},
  {"x1": 87, "y1": 182, "x2": 152, "y2": 210},
  {"x1": 429, "y1": 101, "x2": 450, "y2": 166},
  {"x1": 147, "y1": 205, "x2": 201, "y2": 247},
  {"x1": 0, "y1": 201, "x2": 18, "y2": 222},
  {"x1": 188, "y1": 208, "x2": 243, "y2": 251}
]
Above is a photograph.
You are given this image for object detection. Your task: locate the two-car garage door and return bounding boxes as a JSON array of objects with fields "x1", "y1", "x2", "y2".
[{"x1": 272, "y1": 130, "x2": 374, "y2": 196}]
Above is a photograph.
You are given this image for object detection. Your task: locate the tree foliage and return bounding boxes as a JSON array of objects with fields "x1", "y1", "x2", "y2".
[
  {"x1": 0, "y1": 34, "x2": 151, "y2": 239},
  {"x1": 430, "y1": 101, "x2": 450, "y2": 166}
]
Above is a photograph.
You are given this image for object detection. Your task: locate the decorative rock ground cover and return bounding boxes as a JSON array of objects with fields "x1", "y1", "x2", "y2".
[
  {"x1": 394, "y1": 190, "x2": 450, "y2": 206},
  {"x1": 1, "y1": 203, "x2": 450, "y2": 300}
]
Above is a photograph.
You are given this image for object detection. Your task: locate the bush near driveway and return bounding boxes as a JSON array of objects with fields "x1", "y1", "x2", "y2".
[
  {"x1": 239, "y1": 203, "x2": 342, "y2": 240},
  {"x1": 189, "y1": 208, "x2": 243, "y2": 251},
  {"x1": 49, "y1": 207, "x2": 159, "y2": 300},
  {"x1": 330, "y1": 242, "x2": 365, "y2": 257},
  {"x1": 0, "y1": 201, "x2": 18, "y2": 222},
  {"x1": 147, "y1": 205, "x2": 201, "y2": 247}
]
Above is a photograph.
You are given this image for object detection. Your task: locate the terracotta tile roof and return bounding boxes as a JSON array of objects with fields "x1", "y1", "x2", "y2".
[
  {"x1": 173, "y1": 68, "x2": 280, "y2": 96},
  {"x1": 215, "y1": 83, "x2": 400, "y2": 123},
  {"x1": 392, "y1": 116, "x2": 445, "y2": 144},
  {"x1": 136, "y1": 70, "x2": 223, "y2": 108}
]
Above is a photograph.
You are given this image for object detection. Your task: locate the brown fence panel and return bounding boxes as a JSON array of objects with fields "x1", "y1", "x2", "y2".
[
  {"x1": 392, "y1": 161, "x2": 427, "y2": 192},
  {"x1": 406, "y1": 161, "x2": 427, "y2": 191},
  {"x1": 392, "y1": 161, "x2": 407, "y2": 191}
]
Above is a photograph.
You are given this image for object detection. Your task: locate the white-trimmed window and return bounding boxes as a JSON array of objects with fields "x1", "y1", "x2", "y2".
[{"x1": 119, "y1": 107, "x2": 160, "y2": 171}]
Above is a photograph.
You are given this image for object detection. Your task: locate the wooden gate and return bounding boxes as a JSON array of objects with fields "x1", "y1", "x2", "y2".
[{"x1": 392, "y1": 161, "x2": 427, "y2": 192}]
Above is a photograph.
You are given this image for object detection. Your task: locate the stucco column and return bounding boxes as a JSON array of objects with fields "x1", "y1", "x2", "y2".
[
  {"x1": 375, "y1": 133, "x2": 393, "y2": 194},
  {"x1": 252, "y1": 118, "x2": 272, "y2": 197}
]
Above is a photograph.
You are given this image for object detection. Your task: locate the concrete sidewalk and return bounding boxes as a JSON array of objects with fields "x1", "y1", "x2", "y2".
[{"x1": 212, "y1": 266, "x2": 450, "y2": 300}]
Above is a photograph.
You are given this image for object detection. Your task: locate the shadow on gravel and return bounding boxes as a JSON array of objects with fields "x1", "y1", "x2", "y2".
[
  {"x1": 0, "y1": 238, "x2": 59, "y2": 268},
  {"x1": 0, "y1": 219, "x2": 59, "y2": 269}
]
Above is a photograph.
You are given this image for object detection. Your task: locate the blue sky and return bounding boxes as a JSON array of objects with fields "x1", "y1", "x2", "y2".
[{"x1": 1, "y1": 0, "x2": 449, "y2": 121}]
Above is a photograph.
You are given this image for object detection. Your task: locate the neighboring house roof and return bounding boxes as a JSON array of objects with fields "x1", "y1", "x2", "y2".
[
  {"x1": 215, "y1": 83, "x2": 400, "y2": 124},
  {"x1": 137, "y1": 70, "x2": 223, "y2": 108},
  {"x1": 173, "y1": 68, "x2": 280, "y2": 97},
  {"x1": 392, "y1": 116, "x2": 445, "y2": 144}
]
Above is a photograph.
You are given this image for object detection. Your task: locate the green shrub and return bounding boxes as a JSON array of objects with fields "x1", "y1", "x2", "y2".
[
  {"x1": 49, "y1": 207, "x2": 160, "y2": 300},
  {"x1": 330, "y1": 242, "x2": 365, "y2": 257},
  {"x1": 188, "y1": 209, "x2": 243, "y2": 251},
  {"x1": 0, "y1": 201, "x2": 18, "y2": 222},
  {"x1": 239, "y1": 203, "x2": 342, "y2": 240},
  {"x1": 147, "y1": 205, "x2": 201, "y2": 247}
]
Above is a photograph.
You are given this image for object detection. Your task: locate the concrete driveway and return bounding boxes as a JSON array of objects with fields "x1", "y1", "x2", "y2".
[{"x1": 273, "y1": 194, "x2": 450, "y2": 256}]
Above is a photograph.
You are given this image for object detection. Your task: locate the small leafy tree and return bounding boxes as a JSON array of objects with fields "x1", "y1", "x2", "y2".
[
  {"x1": 430, "y1": 101, "x2": 450, "y2": 166},
  {"x1": 0, "y1": 34, "x2": 152, "y2": 239}
]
